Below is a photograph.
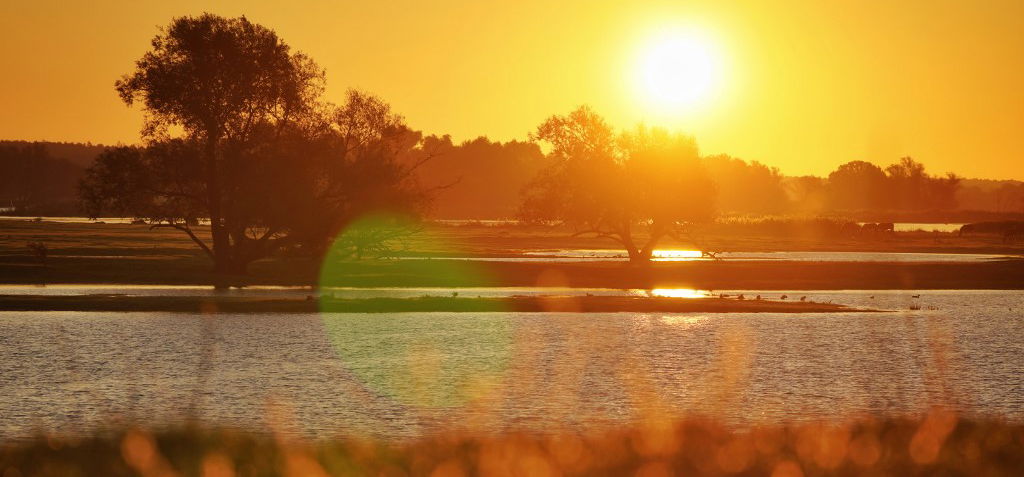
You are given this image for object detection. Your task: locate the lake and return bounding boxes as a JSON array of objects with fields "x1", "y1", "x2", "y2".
[{"x1": 0, "y1": 290, "x2": 1021, "y2": 441}]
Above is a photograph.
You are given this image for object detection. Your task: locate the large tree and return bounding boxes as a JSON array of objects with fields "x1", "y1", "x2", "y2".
[
  {"x1": 111, "y1": 13, "x2": 325, "y2": 274},
  {"x1": 83, "y1": 14, "x2": 432, "y2": 276},
  {"x1": 520, "y1": 107, "x2": 716, "y2": 263}
]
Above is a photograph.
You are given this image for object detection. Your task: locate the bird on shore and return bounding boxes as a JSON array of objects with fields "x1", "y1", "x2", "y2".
[
  {"x1": 800, "y1": 296, "x2": 807, "y2": 302},
  {"x1": 737, "y1": 294, "x2": 745, "y2": 300},
  {"x1": 780, "y1": 294, "x2": 788, "y2": 300},
  {"x1": 911, "y1": 294, "x2": 921, "y2": 299}
]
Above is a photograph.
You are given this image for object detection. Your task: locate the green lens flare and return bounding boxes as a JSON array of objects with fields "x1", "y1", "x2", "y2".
[{"x1": 318, "y1": 213, "x2": 512, "y2": 409}]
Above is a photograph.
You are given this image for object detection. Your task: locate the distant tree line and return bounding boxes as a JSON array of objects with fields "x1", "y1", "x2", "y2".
[
  {"x1": 0, "y1": 142, "x2": 85, "y2": 214},
  {"x1": 11, "y1": 138, "x2": 1017, "y2": 219}
]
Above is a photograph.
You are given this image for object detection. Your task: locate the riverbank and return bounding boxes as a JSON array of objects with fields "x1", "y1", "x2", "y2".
[
  {"x1": 3, "y1": 257, "x2": 1023, "y2": 290},
  {"x1": 0, "y1": 294, "x2": 860, "y2": 313},
  {"x1": 2, "y1": 219, "x2": 1023, "y2": 290}
]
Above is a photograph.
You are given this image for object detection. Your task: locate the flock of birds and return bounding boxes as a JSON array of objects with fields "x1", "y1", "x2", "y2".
[
  {"x1": 712, "y1": 292, "x2": 923, "y2": 302},
  {"x1": 717, "y1": 293, "x2": 808, "y2": 301}
]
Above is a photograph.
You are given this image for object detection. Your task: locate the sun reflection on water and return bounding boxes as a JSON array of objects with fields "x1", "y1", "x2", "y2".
[
  {"x1": 660, "y1": 315, "x2": 710, "y2": 327},
  {"x1": 649, "y1": 288, "x2": 710, "y2": 298},
  {"x1": 652, "y1": 250, "x2": 704, "y2": 260}
]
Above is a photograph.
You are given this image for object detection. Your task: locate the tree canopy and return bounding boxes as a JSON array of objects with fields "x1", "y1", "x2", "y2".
[
  {"x1": 82, "y1": 14, "x2": 431, "y2": 277},
  {"x1": 520, "y1": 107, "x2": 716, "y2": 262}
]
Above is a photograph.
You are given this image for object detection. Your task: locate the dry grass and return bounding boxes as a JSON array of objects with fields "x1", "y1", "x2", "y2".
[{"x1": 2, "y1": 411, "x2": 1022, "y2": 476}]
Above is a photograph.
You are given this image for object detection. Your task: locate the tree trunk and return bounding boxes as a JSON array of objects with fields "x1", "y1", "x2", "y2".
[
  {"x1": 620, "y1": 223, "x2": 648, "y2": 264},
  {"x1": 203, "y1": 134, "x2": 232, "y2": 277},
  {"x1": 637, "y1": 222, "x2": 667, "y2": 263}
]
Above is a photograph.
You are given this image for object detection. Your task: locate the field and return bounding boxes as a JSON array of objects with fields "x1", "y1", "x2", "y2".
[{"x1": 1, "y1": 219, "x2": 1022, "y2": 290}]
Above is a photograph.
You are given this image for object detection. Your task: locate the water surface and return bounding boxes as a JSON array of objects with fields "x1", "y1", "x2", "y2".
[{"x1": 1, "y1": 290, "x2": 1021, "y2": 440}]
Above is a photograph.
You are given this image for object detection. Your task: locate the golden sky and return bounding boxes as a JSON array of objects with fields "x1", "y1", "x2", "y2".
[{"x1": 1, "y1": 0, "x2": 1022, "y2": 179}]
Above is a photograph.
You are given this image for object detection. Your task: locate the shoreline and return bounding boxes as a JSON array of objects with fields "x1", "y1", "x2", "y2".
[
  {"x1": 2, "y1": 259, "x2": 1023, "y2": 290},
  {"x1": 0, "y1": 294, "x2": 865, "y2": 314}
]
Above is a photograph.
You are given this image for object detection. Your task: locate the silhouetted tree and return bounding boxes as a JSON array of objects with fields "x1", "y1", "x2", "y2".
[
  {"x1": 83, "y1": 15, "x2": 432, "y2": 276},
  {"x1": 520, "y1": 107, "x2": 716, "y2": 262},
  {"x1": 885, "y1": 157, "x2": 927, "y2": 210},
  {"x1": 111, "y1": 13, "x2": 325, "y2": 275},
  {"x1": 826, "y1": 160, "x2": 890, "y2": 211}
]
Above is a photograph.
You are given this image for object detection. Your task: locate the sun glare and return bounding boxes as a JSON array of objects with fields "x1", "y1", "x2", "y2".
[
  {"x1": 652, "y1": 249, "x2": 704, "y2": 260},
  {"x1": 650, "y1": 288, "x2": 709, "y2": 299},
  {"x1": 635, "y1": 30, "x2": 722, "y2": 111}
]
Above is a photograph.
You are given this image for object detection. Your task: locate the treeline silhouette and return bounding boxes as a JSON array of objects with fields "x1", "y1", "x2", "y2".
[
  {"x1": 0, "y1": 142, "x2": 92, "y2": 215},
  {"x1": 414, "y1": 137, "x2": 551, "y2": 219},
  {"x1": 5, "y1": 139, "x2": 1019, "y2": 219}
]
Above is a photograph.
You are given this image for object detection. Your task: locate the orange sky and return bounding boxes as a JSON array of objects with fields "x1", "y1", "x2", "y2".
[{"x1": 1, "y1": 0, "x2": 1022, "y2": 179}]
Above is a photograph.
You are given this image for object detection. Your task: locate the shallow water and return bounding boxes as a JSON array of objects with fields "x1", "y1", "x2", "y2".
[
  {"x1": 0, "y1": 290, "x2": 1022, "y2": 440},
  {"x1": 515, "y1": 249, "x2": 1015, "y2": 262},
  {"x1": 892, "y1": 222, "x2": 965, "y2": 233},
  {"x1": 394, "y1": 249, "x2": 1017, "y2": 262}
]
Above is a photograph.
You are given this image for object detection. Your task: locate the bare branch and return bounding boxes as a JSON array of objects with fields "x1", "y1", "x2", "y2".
[{"x1": 150, "y1": 222, "x2": 215, "y2": 260}]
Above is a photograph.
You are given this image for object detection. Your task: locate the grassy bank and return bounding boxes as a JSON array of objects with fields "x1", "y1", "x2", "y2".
[
  {"x1": 2, "y1": 219, "x2": 1023, "y2": 290},
  {"x1": 0, "y1": 295, "x2": 858, "y2": 314},
  {"x1": 3, "y1": 257, "x2": 1023, "y2": 290},
  {"x1": 2, "y1": 413, "x2": 1021, "y2": 476}
]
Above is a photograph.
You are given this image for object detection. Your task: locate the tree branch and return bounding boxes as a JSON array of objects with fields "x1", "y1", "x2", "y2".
[{"x1": 150, "y1": 222, "x2": 215, "y2": 260}]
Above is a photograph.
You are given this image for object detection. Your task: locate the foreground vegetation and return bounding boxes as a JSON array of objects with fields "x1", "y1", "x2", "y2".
[{"x1": 2, "y1": 412, "x2": 1022, "y2": 476}]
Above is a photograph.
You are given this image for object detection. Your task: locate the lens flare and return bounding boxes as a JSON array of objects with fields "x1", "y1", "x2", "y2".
[{"x1": 318, "y1": 213, "x2": 512, "y2": 408}]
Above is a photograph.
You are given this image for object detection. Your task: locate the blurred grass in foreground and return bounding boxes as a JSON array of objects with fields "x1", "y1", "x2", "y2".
[{"x1": 2, "y1": 410, "x2": 1023, "y2": 476}]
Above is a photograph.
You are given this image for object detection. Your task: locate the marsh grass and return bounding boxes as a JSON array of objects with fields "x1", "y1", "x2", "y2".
[
  {"x1": 2, "y1": 412, "x2": 1022, "y2": 476},
  {"x1": 2, "y1": 219, "x2": 1023, "y2": 289}
]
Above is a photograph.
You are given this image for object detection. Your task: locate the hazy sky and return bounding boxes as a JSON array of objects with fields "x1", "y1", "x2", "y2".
[{"x1": 2, "y1": 0, "x2": 1022, "y2": 179}]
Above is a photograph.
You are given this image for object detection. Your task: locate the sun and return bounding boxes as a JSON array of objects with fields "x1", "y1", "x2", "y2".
[{"x1": 635, "y1": 31, "x2": 722, "y2": 111}]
